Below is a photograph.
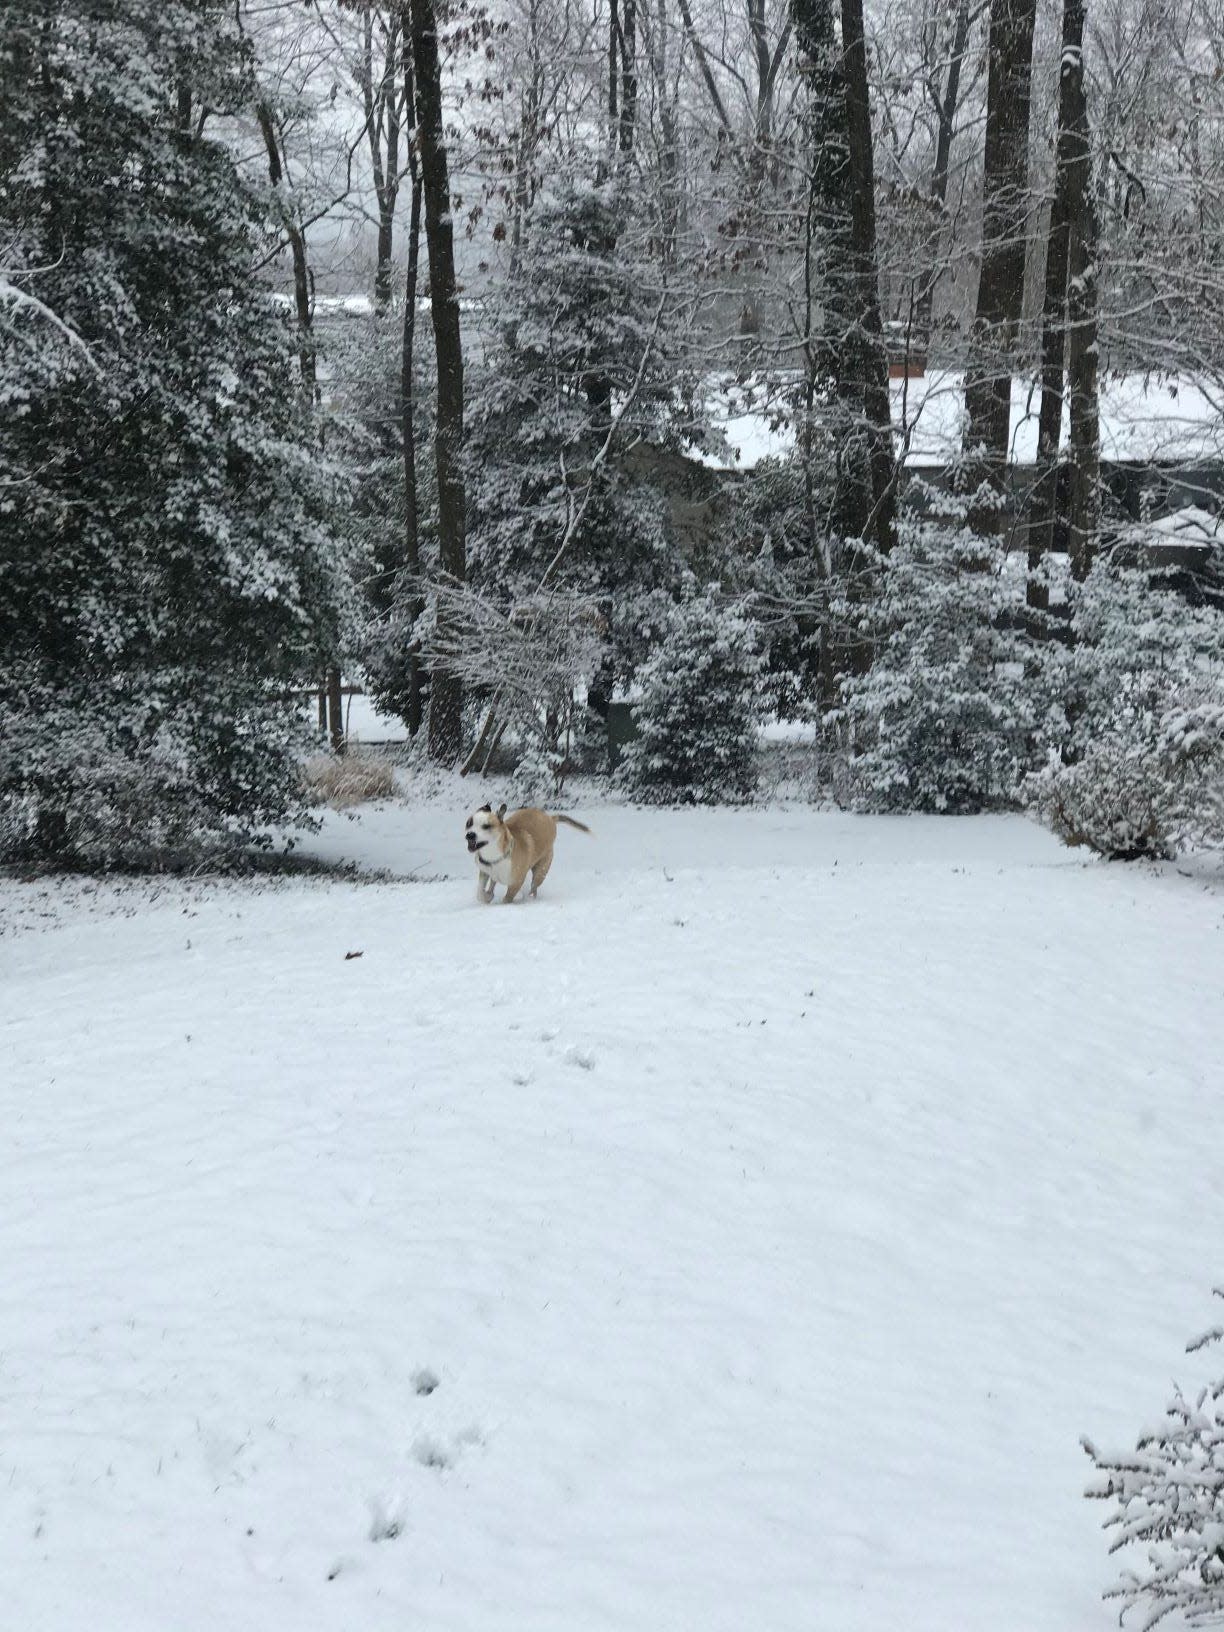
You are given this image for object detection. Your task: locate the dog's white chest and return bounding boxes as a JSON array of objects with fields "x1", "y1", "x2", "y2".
[{"x1": 478, "y1": 851, "x2": 512, "y2": 886}]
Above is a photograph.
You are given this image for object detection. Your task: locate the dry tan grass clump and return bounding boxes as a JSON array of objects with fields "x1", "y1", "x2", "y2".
[{"x1": 303, "y1": 749, "x2": 397, "y2": 809}]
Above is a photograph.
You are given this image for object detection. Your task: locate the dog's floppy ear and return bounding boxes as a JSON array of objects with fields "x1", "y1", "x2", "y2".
[{"x1": 496, "y1": 803, "x2": 507, "y2": 820}]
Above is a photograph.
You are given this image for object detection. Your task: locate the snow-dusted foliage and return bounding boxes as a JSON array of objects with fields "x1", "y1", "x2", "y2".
[
  {"x1": 620, "y1": 589, "x2": 765, "y2": 804},
  {"x1": 463, "y1": 179, "x2": 695, "y2": 679},
  {"x1": 1083, "y1": 1300, "x2": 1224, "y2": 1628},
  {"x1": 423, "y1": 581, "x2": 606, "y2": 792},
  {"x1": 0, "y1": 1, "x2": 350, "y2": 865},
  {"x1": 1024, "y1": 558, "x2": 1224, "y2": 858},
  {"x1": 834, "y1": 491, "x2": 1036, "y2": 813}
]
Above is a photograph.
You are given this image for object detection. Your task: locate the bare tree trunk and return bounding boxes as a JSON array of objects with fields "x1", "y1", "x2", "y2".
[
  {"x1": 510, "y1": 0, "x2": 544, "y2": 270},
  {"x1": 608, "y1": 0, "x2": 620, "y2": 158},
  {"x1": 841, "y1": 0, "x2": 896, "y2": 554},
  {"x1": 360, "y1": 9, "x2": 403, "y2": 311},
  {"x1": 914, "y1": 0, "x2": 972, "y2": 344},
  {"x1": 646, "y1": 0, "x2": 681, "y2": 258},
  {"x1": 409, "y1": 0, "x2": 466, "y2": 762},
  {"x1": 327, "y1": 665, "x2": 345, "y2": 753},
  {"x1": 1063, "y1": 5, "x2": 1098, "y2": 580},
  {"x1": 675, "y1": 0, "x2": 733, "y2": 138},
  {"x1": 1028, "y1": 0, "x2": 1079, "y2": 609},
  {"x1": 962, "y1": 0, "x2": 1037, "y2": 533},
  {"x1": 619, "y1": 0, "x2": 637, "y2": 156},
  {"x1": 401, "y1": 78, "x2": 424, "y2": 735},
  {"x1": 255, "y1": 103, "x2": 316, "y2": 395},
  {"x1": 1029, "y1": 0, "x2": 1097, "y2": 591}
]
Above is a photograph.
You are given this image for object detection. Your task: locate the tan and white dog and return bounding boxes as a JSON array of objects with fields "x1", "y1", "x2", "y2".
[{"x1": 464, "y1": 803, "x2": 591, "y2": 904}]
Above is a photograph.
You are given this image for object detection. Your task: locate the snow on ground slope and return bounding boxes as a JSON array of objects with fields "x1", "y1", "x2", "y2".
[{"x1": 3, "y1": 806, "x2": 1224, "y2": 1632}]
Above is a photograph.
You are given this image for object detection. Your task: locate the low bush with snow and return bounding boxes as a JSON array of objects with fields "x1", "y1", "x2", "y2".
[
  {"x1": 1024, "y1": 560, "x2": 1224, "y2": 858},
  {"x1": 1084, "y1": 1299, "x2": 1224, "y2": 1628}
]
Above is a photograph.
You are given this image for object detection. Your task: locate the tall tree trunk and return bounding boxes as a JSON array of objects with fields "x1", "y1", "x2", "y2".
[
  {"x1": 913, "y1": 0, "x2": 972, "y2": 345},
  {"x1": 255, "y1": 103, "x2": 316, "y2": 395},
  {"x1": 841, "y1": 0, "x2": 896, "y2": 555},
  {"x1": 1029, "y1": 0, "x2": 1097, "y2": 591},
  {"x1": 619, "y1": 0, "x2": 637, "y2": 155},
  {"x1": 962, "y1": 0, "x2": 1038, "y2": 534},
  {"x1": 647, "y1": 0, "x2": 681, "y2": 259},
  {"x1": 409, "y1": 0, "x2": 466, "y2": 761},
  {"x1": 361, "y1": 10, "x2": 403, "y2": 311},
  {"x1": 510, "y1": 0, "x2": 544, "y2": 271},
  {"x1": 1028, "y1": 0, "x2": 1080, "y2": 609},
  {"x1": 401, "y1": 142, "x2": 424, "y2": 733},
  {"x1": 1063, "y1": 5, "x2": 1098, "y2": 580},
  {"x1": 608, "y1": 0, "x2": 620, "y2": 159}
]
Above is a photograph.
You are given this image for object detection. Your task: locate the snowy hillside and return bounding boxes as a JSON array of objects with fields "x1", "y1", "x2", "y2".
[{"x1": 4, "y1": 803, "x2": 1223, "y2": 1632}]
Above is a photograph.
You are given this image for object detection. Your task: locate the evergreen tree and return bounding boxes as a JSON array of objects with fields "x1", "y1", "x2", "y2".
[
  {"x1": 620, "y1": 589, "x2": 765, "y2": 804},
  {"x1": 834, "y1": 486, "x2": 1036, "y2": 813},
  {"x1": 1024, "y1": 550, "x2": 1224, "y2": 858},
  {"x1": 463, "y1": 178, "x2": 696, "y2": 688},
  {"x1": 0, "y1": 0, "x2": 350, "y2": 864}
]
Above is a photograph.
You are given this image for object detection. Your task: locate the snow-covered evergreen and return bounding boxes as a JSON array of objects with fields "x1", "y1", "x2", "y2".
[
  {"x1": 833, "y1": 489, "x2": 1036, "y2": 813},
  {"x1": 620, "y1": 589, "x2": 765, "y2": 804},
  {"x1": 1024, "y1": 555, "x2": 1224, "y2": 857},
  {"x1": 464, "y1": 178, "x2": 695, "y2": 682},
  {"x1": 0, "y1": 1, "x2": 351, "y2": 864}
]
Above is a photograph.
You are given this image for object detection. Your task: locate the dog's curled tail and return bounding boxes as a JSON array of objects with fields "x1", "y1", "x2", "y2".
[{"x1": 554, "y1": 814, "x2": 593, "y2": 835}]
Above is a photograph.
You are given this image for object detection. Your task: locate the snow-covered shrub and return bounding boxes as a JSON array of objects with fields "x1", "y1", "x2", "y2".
[
  {"x1": 1025, "y1": 741, "x2": 1172, "y2": 859},
  {"x1": 0, "y1": 1, "x2": 351, "y2": 866},
  {"x1": 1023, "y1": 560, "x2": 1224, "y2": 858},
  {"x1": 1083, "y1": 1301, "x2": 1224, "y2": 1627},
  {"x1": 833, "y1": 490, "x2": 1037, "y2": 813},
  {"x1": 620, "y1": 590, "x2": 766, "y2": 804}
]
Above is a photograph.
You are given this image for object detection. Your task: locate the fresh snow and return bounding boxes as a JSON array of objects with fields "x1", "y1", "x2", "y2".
[
  {"x1": 3, "y1": 800, "x2": 1224, "y2": 1632},
  {"x1": 705, "y1": 369, "x2": 1224, "y2": 469}
]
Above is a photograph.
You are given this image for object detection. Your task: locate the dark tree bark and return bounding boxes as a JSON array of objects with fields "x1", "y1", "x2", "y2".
[
  {"x1": 840, "y1": 0, "x2": 896, "y2": 554},
  {"x1": 510, "y1": 0, "x2": 544, "y2": 270},
  {"x1": 1029, "y1": 0, "x2": 1098, "y2": 591},
  {"x1": 1063, "y1": 12, "x2": 1099, "y2": 580},
  {"x1": 675, "y1": 0, "x2": 733, "y2": 139},
  {"x1": 791, "y1": 0, "x2": 893, "y2": 557},
  {"x1": 962, "y1": 0, "x2": 1038, "y2": 532},
  {"x1": 409, "y1": 0, "x2": 466, "y2": 761},
  {"x1": 913, "y1": 0, "x2": 972, "y2": 345},
  {"x1": 327, "y1": 666, "x2": 345, "y2": 752},
  {"x1": 619, "y1": 0, "x2": 637, "y2": 155},
  {"x1": 400, "y1": 60, "x2": 424, "y2": 735},
  {"x1": 1028, "y1": 0, "x2": 1077, "y2": 608},
  {"x1": 255, "y1": 103, "x2": 316, "y2": 396},
  {"x1": 360, "y1": 8, "x2": 404, "y2": 311},
  {"x1": 646, "y1": 0, "x2": 681, "y2": 259},
  {"x1": 255, "y1": 94, "x2": 341, "y2": 746}
]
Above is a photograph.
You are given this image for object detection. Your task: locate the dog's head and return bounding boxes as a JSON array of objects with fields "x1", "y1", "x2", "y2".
[{"x1": 464, "y1": 802, "x2": 509, "y2": 860}]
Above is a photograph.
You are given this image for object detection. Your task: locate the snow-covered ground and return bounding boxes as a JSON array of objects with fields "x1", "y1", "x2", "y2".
[
  {"x1": 708, "y1": 369, "x2": 1224, "y2": 469},
  {"x1": 4, "y1": 799, "x2": 1224, "y2": 1632}
]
